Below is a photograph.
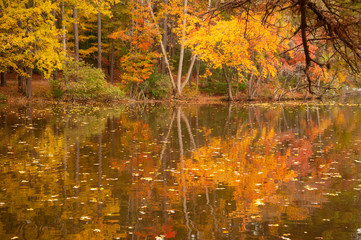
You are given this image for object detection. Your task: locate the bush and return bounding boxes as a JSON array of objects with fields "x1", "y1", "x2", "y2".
[
  {"x1": 0, "y1": 92, "x2": 7, "y2": 102},
  {"x1": 140, "y1": 71, "x2": 172, "y2": 99},
  {"x1": 50, "y1": 79, "x2": 64, "y2": 99},
  {"x1": 200, "y1": 80, "x2": 246, "y2": 96},
  {"x1": 59, "y1": 59, "x2": 124, "y2": 100}
]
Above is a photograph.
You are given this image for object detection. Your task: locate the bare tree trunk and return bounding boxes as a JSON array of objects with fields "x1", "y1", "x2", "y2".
[
  {"x1": 97, "y1": 2, "x2": 102, "y2": 69},
  {"x1": 300, "y1": 0, "x2": 312, "y2": 94},
  {"x1": 180, "y1": 54, "x2": 197, "y2": 91},
  {"x1": 176, "y1": 0, "x2": 188, "y2": 97},
  {"x1": 110, "y1": 38, "x2": 115, "y2": 84},
  {"x1": 73, "y1": 4, "x2": 79, "y2": 60},
  {"x1": 222, "y1": 65, "x2": 233, "y2": 101},
  {"x1": 26, "y1": 68, "x2": 32, "y2": 98},
  {"x1": 62, "y1": 0, "x2": 66, "y2": 58},
  {"x1": 196, "y1": 60, "x2": 200, "y2": 91},
  {"x1": 18, "y1": 75, "x2": 24, "y2": 93},
  {"x1": 248, "y1": 70, "x2": 254, "y2": 100},
  {"x1": 169, "y1": 20, "x2": 175, "y2": 59},
  {"x1": 161, "y1": 0, "x2": 168, "y2": 74},
  {"x1": 1, "y1": 72, "x2": 6, "y2": 87},
  {"x1": 147, "y1": 0, "x2": 177, "y2": 92},
  {"x1": 52, "y1": 8, "x2": 59, "y2": 80}
]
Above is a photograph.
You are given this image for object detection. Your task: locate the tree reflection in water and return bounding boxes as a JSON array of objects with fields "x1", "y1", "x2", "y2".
[{"x1": 0, "y1": 102, "x2": 361, "y2": 239}]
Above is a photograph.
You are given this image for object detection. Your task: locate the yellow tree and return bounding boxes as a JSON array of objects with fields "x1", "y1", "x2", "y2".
[
  {"x1": 0, "y1": 0, "x2": 63, "y2": 97},
  {"x1": 184, "y1": 13, "x2": 291, "y2": 100}
]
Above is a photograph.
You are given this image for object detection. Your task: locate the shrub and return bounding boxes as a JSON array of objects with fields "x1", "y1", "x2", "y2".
[
  {"x1": 0, "y1": 92, "x2": 7, "y2": 101},
  {"x1": 140, "y1": 71, "x2": 172, "y2": 99},
  {"x1": 50, "y1": 79, "x2": 64, "y2": 99},
  {"x1": 200, "y1": 80, "x2": 246, "y2": 96},
  {"x1": 60, "y1": 59, "x2": 124, "y2": 100}
]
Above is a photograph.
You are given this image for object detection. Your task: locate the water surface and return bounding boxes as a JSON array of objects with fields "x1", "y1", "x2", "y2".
[{"x1": 1, "y1": 101, "x2": 361, "y2": 239}]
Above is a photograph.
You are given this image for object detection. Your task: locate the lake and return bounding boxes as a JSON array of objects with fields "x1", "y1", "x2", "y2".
[{"x1": 1, "y1": 100, "x2": 361, "y2": 239}]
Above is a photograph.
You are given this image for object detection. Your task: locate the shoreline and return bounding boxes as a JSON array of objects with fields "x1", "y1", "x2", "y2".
[{"x1": 0, "y1": 77, "x2": 356, "y2": 107}]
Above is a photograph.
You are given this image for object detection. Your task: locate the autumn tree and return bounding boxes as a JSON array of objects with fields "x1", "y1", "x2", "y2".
[
  {"x1": 213, "y1": 0, "x2": 361, "y2": 95},
  {"x1": 0, "y1": 0, "x2": 63, "y2": 97},
  {"x1": 184, "y1": 13, "x2": 291, "y2": 100}
]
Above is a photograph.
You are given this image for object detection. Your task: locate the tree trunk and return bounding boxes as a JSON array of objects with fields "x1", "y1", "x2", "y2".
[
  {"x1": 222, "y1": 66, "x2": 233, "y2": 101},
  {"x1": 52, "y1": 8, "x2": 59, "y2": 80},
  {"x1": 73, "y1": 4, "x2": 79, "y2": 60},
  {"x1": 110, "y1": 38, "x2": 115, "y2": 84},
  {"x1": 161, "y1": 0, "x2": 168, "y2": 74},
  {"x1": 1, "y1": 72, "x2": 6, "y2": 87},
  {"x1": 176, "y1": 0, "x2": 188, "y2": 97},
  {"x1": 248, "y1": 70, "x2": 254, "y2": 100},
  {"x1": 61, "y1": 1, "x2": 66, "y2": 58},
  {"x1": 180, "y1": 54, "x2": 197, "y2": 91},
  {"x1": 299, "y1": 0, "x2": 312, "y2": 94},
  {"x1": 147, "y1": 0, "x2": 177, "y2": 92},
  {"x1": 18, "y1": 75, "x2": 24, "y2": 93},
  {"x1": 196, "y1": 60, "x2": 200, "y2": 91},
  {"x1": 169, "y1": 20, "x2": 175, "y2": 59},
  {"x1": 26, "y1": 68, "x2": 32, "y2": 98},
  {"x1": 97, "y1": 4, "x2": 102, "y2": 69}
]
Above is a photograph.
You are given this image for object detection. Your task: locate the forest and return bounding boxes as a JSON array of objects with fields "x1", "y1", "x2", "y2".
[{"x1": 0, "y1": 0, "x2": 360, "y2": 101}]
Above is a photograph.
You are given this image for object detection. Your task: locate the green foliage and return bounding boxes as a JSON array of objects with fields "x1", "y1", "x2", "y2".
[
  {"x1": 140, "y1": 71, "x2": 172, "y2": 99},
  {"x1": 181, "y1": 84, "x2": 200, "y2": 99},
  {"x1": 200, "y1": 80, "x2": 246, "y2": 96},
  {"x1": 0, "y1": 92, "x2": 7, "y2": 102},
  {"x1": 201, "y1": 80, "x2": 228, "y2": 95},
  {"x1": 61, "y1": 59, "x2": 123, "y2": 100},
  {"x1": 50, "y1": 79, "x2": 64, "y2": 99}
]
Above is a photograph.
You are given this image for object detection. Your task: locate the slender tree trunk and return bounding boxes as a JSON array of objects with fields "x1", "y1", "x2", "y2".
[
  {"x1": 18, "y1": 75, "x2": 23, "y2": 93},
  {"x1": 299, "y1": 0, "x2": 312, "y2": 94},
  {"x1": 52, "y1": 8, "x2": 59, "y2": 80},
  {"x1": 62, "y1": 1, "x2": 66, "y2": 57},
  {"x1": 147, "y1": 0, "x2": 177, "y2": 92},
  {"x1": 169, "y1": 20, "x2": 175, "y2": 59},
  {"x1": 26, "y1": 68, "x2": 32, "y2": 98},
  {"x1": 222, "y1": 65, "x2": 233, "y2": 101},
  {"x1": 196, "y1": 60, "x2": 200, "y2": 91},
  {"x1": 180, "y1": 54, "x2": 197, "y2": 91},
  {"x1": 110, "y1": 38, "x2": 115, "y2": 84},
  {"x1": 161, "y1": 0, "x2": 169, "y2": 74},
  {"x1": 97, "y1": 2, "x2": 102, "y2": 69},
  {"x1": 109, "y1": 5, "x2": 116, "y2": 84},
  {"x1": 176, "y1": 0, "x2": 188, "y2": 97},
  {"x1": 73, "y1": 5, "x2": 79, "y2": 60},
  {"x1": 248, "y1": 70, "x2": 254, "y2": 100},
  {"x1": 1, "y1": 72, "x2": 6, "y2": 87}
]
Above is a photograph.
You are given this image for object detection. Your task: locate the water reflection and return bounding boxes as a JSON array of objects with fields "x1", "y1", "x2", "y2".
[{"x1": 1, "y1": 102, "x2": 361, "y2": 239}]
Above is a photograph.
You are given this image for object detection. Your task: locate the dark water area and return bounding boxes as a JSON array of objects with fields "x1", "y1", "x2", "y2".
[{"x1": 1, "y1": 100, "x2": 361, "y2": 239}]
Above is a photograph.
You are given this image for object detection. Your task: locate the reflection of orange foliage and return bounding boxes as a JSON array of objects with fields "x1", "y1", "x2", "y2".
[
  {"x1": 175, "y1": 128, "x2": 296, "y2": 218},
  {"x1": 110, "y1": 159, "x2": 127, "y2": 172},
  {"x1": 286, "y1": 205, "x2": 309, "y2": 221},
  {"x1": 162, "y1": 224, "x2": 177, "y2": 238}
]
